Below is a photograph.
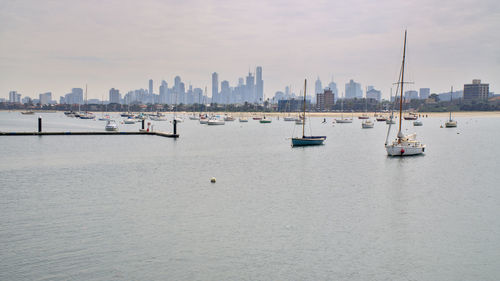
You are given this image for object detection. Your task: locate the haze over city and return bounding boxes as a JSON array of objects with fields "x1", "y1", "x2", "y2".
[{"x1": 1, "y1": 0, "x2": 498, "y2": 100}]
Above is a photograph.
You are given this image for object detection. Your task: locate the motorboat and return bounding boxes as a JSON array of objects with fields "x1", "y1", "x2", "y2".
[
  {"x1": 361, "y1": 119, "x2": 374, "y2": 128},
  {"x1": 260, "y1": 117, "x2": 272, "y2": 123},
  {"x1": 239, "y1": 117, "x2": 248, "y2": 122},
  {"x1": 224, "y1": 115, "x2": 235, "y2": 121},
  {"x1": 199, "y1": 117, "x2": 208, "y2": 124},
  {"x1": 21, "y1": 111, "x2": 35, "y2": 115},
  {"x1": 413, "y1": 120, "x2": 423, "y2": 126},
  {"x1": 105, "y1": 120, "x2": 118, "y2": 131},
  {"x1": 123, "y1": 117, "x2": 136, "y2": 124},
  {"x1": 207, "y1": 117, "x2": 225, "y2": 125}
]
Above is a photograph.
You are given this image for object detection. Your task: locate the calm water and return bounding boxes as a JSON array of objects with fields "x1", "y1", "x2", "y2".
[{"x1": 1, "y1": 112, "x2": 500, "y2": 280}]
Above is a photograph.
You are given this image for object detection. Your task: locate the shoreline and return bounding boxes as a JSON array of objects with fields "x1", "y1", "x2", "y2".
[{"x1": 2, "y1": 109, "x2": 500, "y2": 118}]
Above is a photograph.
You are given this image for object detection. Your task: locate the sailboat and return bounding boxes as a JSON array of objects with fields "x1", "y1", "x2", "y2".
[
  {"x1": 291, "y1": 79, "x2": 326, "y2": 147},
  {"x1": 359, "y1": 91, "x2": 369, "y2": 119},
  {"x1": 445, "y1": 86, "x2": 457, "y2": 128},
  {"x1": 335, "y1": 93, "x2": 353, "y2": 123},
  {"x1": 80, "y1": 85, "x2": 95, "y2": 119},
  {"x1": 385, "y1": 88, "x2": 396, "y2": 124},
  {"x1": 361, "y1": 95, "x2": 374, "y2": 128},
  {"x1": 385, "y1": 30, "x2": 425, "y2": 156}
]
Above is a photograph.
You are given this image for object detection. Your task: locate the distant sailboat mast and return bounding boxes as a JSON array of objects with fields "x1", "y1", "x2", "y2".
[
  {"x1": 397, "y1": 30, "x2": 407, "y2": 143},
  {"x1": 302, "y1": 79, "x2": 307, "y2": 138}
]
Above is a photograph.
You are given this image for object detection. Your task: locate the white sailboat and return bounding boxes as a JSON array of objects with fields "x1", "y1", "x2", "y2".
[
  {"x1": 385, "y1": 30, "x2": 426, "y2": 156},
  {"x1": 445, "y1": 86, "x2": 457, "y2": 128},
  {"x1": 335, "y1": 93, "x2": 353, "y2": 123}
]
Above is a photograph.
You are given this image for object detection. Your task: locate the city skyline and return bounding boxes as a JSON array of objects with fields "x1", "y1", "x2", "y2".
[{"x1": 1, "y1": 0, "x2": 498, "y2": 100}]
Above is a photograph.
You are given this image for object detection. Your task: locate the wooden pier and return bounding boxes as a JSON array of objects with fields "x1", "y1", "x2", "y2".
[{"x1": 0, "y1": 131, "x2": 179, "y2": 138}]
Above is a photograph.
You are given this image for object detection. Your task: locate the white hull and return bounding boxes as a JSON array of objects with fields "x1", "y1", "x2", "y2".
[
  {"x1": 335, "y1": 119, "x2": 353, "y2": 123},
  {"x1": 239, "y1": 118, "x2": 248, "y2": 122},
  {"x1": 105, "y1": 120, "x2": 118, "y2": 131},
  {"x1": 445, "y1": 121, "x2": 457, "y2": 127},
  {"x1": 361, "y1": 120, "x2": 374, "y2": 128},
  {"x1": 207, "y1": 119, "x2": 225, "y2": 125},
  {"x1": 199, "y1": 119, "x2": 208, "y2": 124},
  {"x1": 385, "y1": 134, "x2": 425, "y2": 156}
]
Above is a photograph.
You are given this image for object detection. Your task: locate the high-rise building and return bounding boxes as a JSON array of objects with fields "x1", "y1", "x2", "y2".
[
  {"x1": 245, "y1": 72, "x2": 255, "y2": 102},
  {"x1": 149, "y1": 79, "x2": 153, "y2": 95},
  {"x1": 419, "y1": 88, "x2": 430, "y2": 100},
  {"x1": 464, "y1": 79, "x2": 489, "y2": 101},
  {"x1": 109, "y1": 88, "x2": 121, "y2": 104},
  {"x1": 366, "y1": 88, "x2": 381, "y2": 102},
  {"x1": 256, "y1": 66, "x2": 263, "y2": 103},
  {"x1": 212, "y1": 72, "x2": 219, "y2": 103},
  {"x1": 39, "y1": 92, "x2": 52, "y2": 105},
  {"x1": 315, "y1": 77, "x2": 322, "y2": 94},
  {"x1": 345, "y1": 79, "x2": 362, "y2": 99},
  {"x1": 220, "y1": 80, "x2": 230, "y2": 104},
  {"x1": 404, "y1": 90, "x2": 419, "y2": 100},
  {"x1": 316, "y1": 89, "x2": 335, "y2": 111},
  {"x1": 9, "y1": 91, "x2": 21, "y2": 103}
]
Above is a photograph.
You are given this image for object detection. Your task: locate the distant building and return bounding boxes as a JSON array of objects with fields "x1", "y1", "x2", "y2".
[
  {"x1": 419, "y1": 88, "x2": 430, "y2": 99},
  {"x1": 315, "y1": 77, "x2": 322, "y2": 94},
  {"x1": 404, "y1": 90, "x2": 419, "y2": 101},
  {"x1": 278, "y1": 98, "x2": 311, "y2": 112},
  {"x1": 255, "y1": 66, "x2": 263, "y2": 103},
  {"x1": 39, "y1": 92, "x2": 52, "y2": 105},
  {"x1": 149, "y1": 79, "x2": 153, "y2": 95},
  {"x1": 9, "y1": 91, "x2": 21, "y2": 103},
  {"x1": 109, "y1": 88, "x2": 121, "y2": 104},
  {"x1": 464, "y1": 79, "x2": 489, "y2": 101},
  {"x1": 316, "y1": 89, "x2": 335, "y2": 111},
  {"x1": 366, "y1": 88, "x2": 381, "y2": 102},
  {"x1": 212, "y1": 72, "x2": 219, "y2": 103},
  {"x1": 245, "y1": 72, "x2": 255, "y2": 102},
  {"x1": 345, "y1": 79, "x2": 362, "y2": 99}
]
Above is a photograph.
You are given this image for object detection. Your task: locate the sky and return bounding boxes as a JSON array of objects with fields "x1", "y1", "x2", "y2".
[{"x1": 1, "y1": 0, "x2": 499, "y2": 100}]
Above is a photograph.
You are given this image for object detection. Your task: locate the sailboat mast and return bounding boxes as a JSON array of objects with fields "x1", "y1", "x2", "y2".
[
  {"x1": 302, "y1": 79, "x2": 307, "y2": 138},
  {"x1": 85, "y1": 84, "x2": 88, "y2": 114},
  {"x1": 398, "y1": 30, "x2": 407, "y2": 138},
  {"x1": 450, "y1": 86, "x2": 453, "y2": 120}
]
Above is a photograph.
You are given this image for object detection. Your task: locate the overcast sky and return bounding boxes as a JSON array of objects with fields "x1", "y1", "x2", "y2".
[{"x1": 1, "y1": 0, "x2": 499, "y2": 100}]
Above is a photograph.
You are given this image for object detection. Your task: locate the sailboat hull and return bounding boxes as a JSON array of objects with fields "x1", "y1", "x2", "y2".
[
  {"x1": 291, "y1": 136, "x2": 326, "y2": 147},
  {"x1": 445, "y1": 121, "x2": 457, "y2": 127},
  {"x1": 386, "y1": 144, "x2": 425, "y2": 156}
]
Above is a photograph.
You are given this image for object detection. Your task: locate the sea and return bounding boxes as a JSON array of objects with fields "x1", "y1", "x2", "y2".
[{"x1": 1, "y1": 111, "x2": 499, "y2": 280}]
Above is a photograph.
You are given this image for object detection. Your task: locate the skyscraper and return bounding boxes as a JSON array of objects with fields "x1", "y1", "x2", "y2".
[
  {"x1": 419, "y1": 88, "x2": 430, "y2": 99},
  {"x1": 245, "y1": 72, "x2": 255, "y2": 102},
  {"x1": 315, "y1": 77, "x2": 322, "y2": 94},
  {"x1": 256, "y1": 66, "x2": 263, "y2": 103},
  {"x1": 109, "y1": 88, "x2": 121, "y2": 104},
  {"x1": 212, "y1": 72, "x2": 219, "y2": 103},
  {"x1": 345, "y1": 79, "x2": 362, "y2": 99},
  {"x1": 9, "y1": 91, "x2": 21, "y2": 103},
  {"x1": 149, "y1": 79, "x2": 153, "y2": 95},
  {"x1": 39, "y1": 92, "x2": 52, "y2": 105},
  {"x1": 220, "y1": 80, "x2": 230, "y2": 104}
]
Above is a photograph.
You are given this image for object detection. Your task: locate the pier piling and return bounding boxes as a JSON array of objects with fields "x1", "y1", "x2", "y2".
[
  {"x1": 142, "y1": 119, "x2": 145, "y2": 130},
  {"x1": 173, "y1": 119, "x2": 177, "y2": 135},
  {"x1": 38, "y1": 116, "x2": 42, "y2": 132}
]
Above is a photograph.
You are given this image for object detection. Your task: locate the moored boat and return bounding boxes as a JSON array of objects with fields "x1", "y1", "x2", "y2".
[{"x1": 105, "y1": 120, "x2": 118, "y2": 131}]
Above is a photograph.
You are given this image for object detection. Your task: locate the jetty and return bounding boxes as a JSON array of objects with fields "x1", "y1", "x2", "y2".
[
  {"x1": 0, "y1": 117, "x2": 179, "y2": 138},
  {"x1": 0, "y1": 131, "x2": 178, "y2": 138}
]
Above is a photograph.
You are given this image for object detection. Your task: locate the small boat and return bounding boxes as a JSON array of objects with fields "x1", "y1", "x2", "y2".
[
  {"x1": 239, "y1": 117, "x2": 248, "y2": 122},
  {"x1": 403, "y1": 114, "x2": 418, "y2": 120},
  {"x1": 174, "y1": 117, "x2": 184, "y2": 123},
  {"x1": 150, "y1": 116, "x2": 168, "y2": 121},
  {"x1": 445, "y1": 86, "x2": 458, "y2": 128},
  {"x1": 79, "y1": 113, "x2": 95, "y2": 119},
  {"x1": 335, "y1": 94, "x2": 352, "y2": 123},
  {"x1": 98, "y1": 115, "x2": 111, "y2": 121},
  {"x1": 361, "y1": 119, "x2": 374, "y2": 128},
  {"x1": 224, "y1": 115, "x2": 235, "y2": 121},
  {"x1": 284, "y1": 116, "x2": 296, "y2": 121},
  {"x1": 252, "y1": 116, "x2": 262, "y2": 120},
  {"x1": 105, "y1": 120, "x2": 118, "y2": 131},
  {"x1": 120, "y1": 113, "x2": 134, "y2": 117},
  {"x1": 260, "y1": 117, "x2": 272, "y2": 123},
  {"x1": 291, "y1": 79, "x2": 326, "y2": 147},
  {"x1": 413, "y1": 120, "x2": 423, "y2": 126},
  {"x1": 21, "y1": 111, "x2": 35, "y2": 115},
  {"x1": 207, "y1": 117, "x2": 225, "y2": 125},
  {"x1": 189, "y1": 115, "x2": 200, "y2": 120},
  {"x1": 123, "y1": 117, "x2": 136, "y2": 124},
  {"x1": 199, "y1": 117, "x2": 208, "y2": 124},
  {"x1": 386, "y1": 118, "x2": 396, "y2": 124},
  {"x1": 385, "y1": 30, "x2": 425, "y2": 156},
  {"x1": 358, "y1": 115, "x2": 369, "y2": 119},
  {"x1": 376, "y1": 117, "x2": 387, "y2": 121}
]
